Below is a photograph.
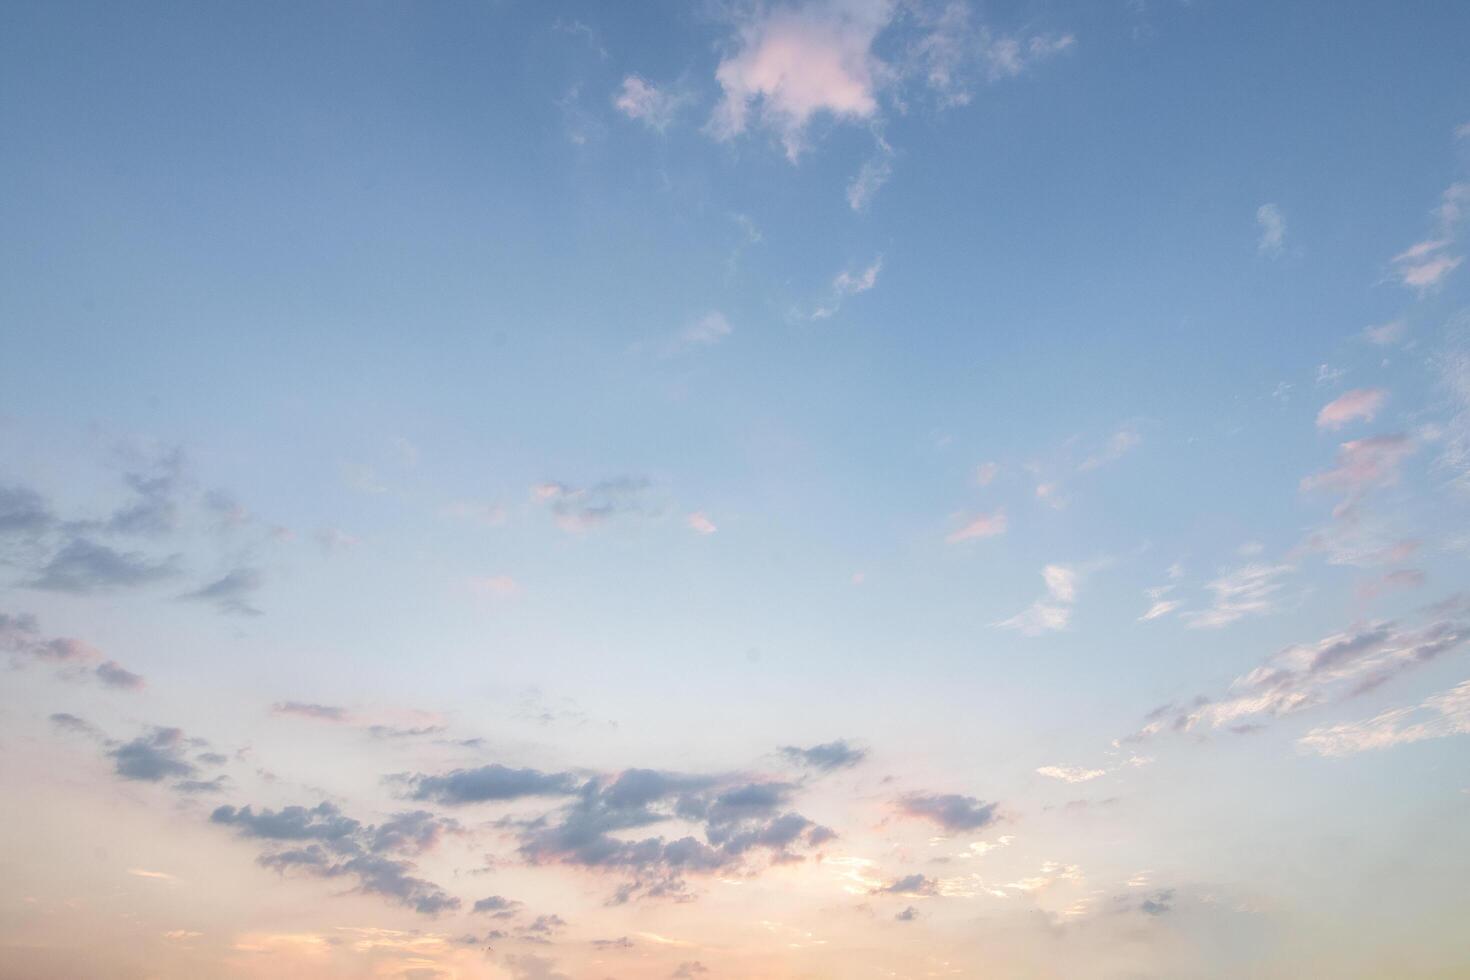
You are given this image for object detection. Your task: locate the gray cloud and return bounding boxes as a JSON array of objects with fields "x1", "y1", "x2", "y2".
[
  {"x1": 0, "y1": 484, "x2": 54, "y2": 536},
  {"x1": 103, "y1": 448, "x2": 186, "y2": 537},
  {"x1": 111, "y1": 728, "x2": 198, "y2": 781},
  {"x1": 394, "y1": 764, "x2": 582, "y2": 805},
  {"x1": 779, "y1": 739, "x2": 867, "y2": 772},
  {"x1": 211, "y1": 800, "x2": 461, "y2": 916},
  {"x1": 181, "y1": 567, "x2": 263, "y2": 616},
  {"x1": 49, "y1": 712, "x2": 103, "y2": 739},
  {"x1": 895, "y1": 905, "x2": 919, "y2": 921},
  {"x1": 473, "y1": 894, "x2": 523, "y2": 917},
  {"x1": 95, "y1": 660, "x2": 145, "y2": 690},
  {"x1": 25, "y1": 538, "x2": 176, "y2": 593},
  {"x1": 896, "y1": 793, "x2": 998, "y2": 832},
  {"x1": 671, "y1": 963, "x2": 709, "y2": 979},
  {"x1": 874, "y1": 873, "x2": 938, "y2": 896},
  {"x1": 174, "y1": 775, "x2": 230, "y2": 794},
  {"x1": 272, "y1": 701, "x2": 350, "y2": 722}
]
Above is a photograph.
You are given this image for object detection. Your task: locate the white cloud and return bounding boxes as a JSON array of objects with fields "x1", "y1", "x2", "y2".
[
  {"x1": 1139, "y1": 598, "x2": 1182, "y2": 622},
  {"x1": 812, "y1": 257, "x2": 882, "y2": 319},
  {"x1": 847, "y1": 151, "x2": 893, "y2": 211},
  {"x1": 668, "y1": 312, "x2": 733, "y2": 354},
  {"x1": 1256, "y1": 203, "x2": 1286, "y2": 256},
  {"x1": 1036, "y1": 765, "x2": 1106, "y2": 783},
  {"x1": 1299, "y1": 679, "x2": 1470, "y2": 756},
  {"x1": 1391, "y1": 183, "x2": 1469, "y2": 290},
  {"x1": 614, "y1": 75, "x2": 687, "y2": 131},
  {"x1": 1181, "y1": 562, "x2": 1292, "y2": 630},
  {"x1": 686, "y1": 512, "x2": 717, "y2": 535},
  {"x1": 997, "y1": 563, "x2": 1078, "y2": 635}
]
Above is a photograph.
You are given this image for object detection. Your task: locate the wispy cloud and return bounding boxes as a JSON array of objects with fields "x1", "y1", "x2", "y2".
[
  {"x1": 812, "y1": 257, "x2": 882, "y2": 319},
  {"x1": 613, "y1": 76, "x2": 689, "y2": 131},
  {"x1": 1316, "y1": 388, "x2": 1387, "y2": 430},
  {"x1": 946, "y1": 508, "x2": 1007, "y2": 543},
  {"x1": 997, "y1": 564, "x2": 1079, "y2": 635},
  {"x1": 1299, "y1": 678, "x2": 1470, "y2": 756},
  {"x1": 1181, "y1": 562, "x2": 1292, "y2": 630},
  {"x1": 1256, "y1": 203, "x2": 1286, "y2": 256}
]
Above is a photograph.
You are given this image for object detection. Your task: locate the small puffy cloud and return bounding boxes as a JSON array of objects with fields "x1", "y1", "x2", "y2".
[
  {"x1": 686, "y1": 512, "x2": 718, "y2": 536},
  {"x1": 779, "y1": 739, "x2": 867, "y2": 772},
  {"x1": 473, "y1": 895, "x2": 523, "y2": 918},
  {"x1": 812, "y1": 257, "x2": 882, "y2": 319},
  {"x1": 1317, "y1": 388, "x2": 1387, "y2": 430},
  {"x1": 946, "y1": 509, "x2": 1007, "y2": 543},
  {"x1": 1036, "y1": 766, "x2": 1106, "y2": 784},
  {"x1": 111, "y1": 727, "x2": 198, "y2": 782},
  {"x1": 1256, "y1": 203, "x2": 1286, "y2": 256},
  {"x1": 896, "y1": 792, "x2": 998, "y2": 831},
  {"x1": 614, "y1": 75, "x2": 687, "y2": 131},
  {"x1": 709, "y1": 0, "x2": 889, "y2": 160},
  {"x1": 95, "y1": 660, "x2": 145, "y2": 690}
]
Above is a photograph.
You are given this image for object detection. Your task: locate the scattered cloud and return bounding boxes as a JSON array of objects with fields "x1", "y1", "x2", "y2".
[
  {"x1": 946, "y1": 509, "x2": 1007, "y2": 543},
  {"x1": 1299, "y1": 678, "x2": 1470, "y2": 756},
  {"x1": 532, "y1": 478, "x2": 655, "y2": 532},
  {"x1": 780, "y1": 739, "x2": 867, "y2": 772},
  {"x1": 25, "y1": 538, "x2": 176, "y2": 593},
  {"x1": 1316, "y1": 388, "x2": 1387, "y2": 430},
  {"x1": 181, "y1": 567, "x2": 263, "y2": 616},
  {"x1": 895, "y1": 792, "x2": 998, "y2": 832},
  {"x1": 1363, "y1": 320, "x2": 1407, "y2": 346},
  {"x1": 1181, "y1": 562, "x2": 1293, "y2": 629},
  {"x1": 686, "y1": 512, "x2": 718, "y2": 535},
  {"x1": 812, "y1": 256, "x2": 882, "y2": 319},
  {"x1": 997, "y1": 564, "x2": 1078, "y2": 635},
  {"x1": 614, "y1": 76, "x2": 689, "y2": 131},
  {"x1": 1036, "y1": 766, "x2": 1107, "y2": 784}
]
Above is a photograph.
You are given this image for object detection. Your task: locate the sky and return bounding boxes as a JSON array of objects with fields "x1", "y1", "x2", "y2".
[{"x1": 2, "y1": 1, "x2": 1470, "y2": 977}]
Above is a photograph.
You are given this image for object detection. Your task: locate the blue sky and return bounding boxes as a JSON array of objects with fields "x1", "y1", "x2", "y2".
[{"x1": 3, "y1": 2, "x2": 1470, "y2": 978}]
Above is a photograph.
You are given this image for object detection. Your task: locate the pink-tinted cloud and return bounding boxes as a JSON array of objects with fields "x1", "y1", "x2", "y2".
[
  {"x1": 1316, "y1": 388, "x2": 1387, "y2": 430},
  {"x1": 1300, "y1": 434, "x2": 1416, "y2": 498},
  {"x1": 709, "y1": 0, "x2": 890, "y2": 160},
  {"x1": 686, "y1": 512, "x2": 717, "y2": 535},
  {"x1": 946, "y1": 509, "x2": 1007, "y2": 543}
]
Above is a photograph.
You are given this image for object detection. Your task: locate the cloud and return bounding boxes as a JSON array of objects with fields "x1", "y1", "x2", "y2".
[
  {"x1": 105, "y1": 448, "x2": 186, "y2": 537},
  {"x1": 509, "y1": 769, "x2": 831, "y2": 903},
  {"x1": 1300, "y1": 434, "x2": 1416, "y2": 517},
  {"x1": 212, "y1": 801, "x2": 461, "y2": 915},
  {"x1": 847, "y1": 150, "x2": 892, "y2": 211},
  {"x1": 946, "y1": 508, "x2": 1007, "y2": 543},
  {"x1": 1317, "y1": 388, "x2": 1387, "y2": 430},
  {"x1": 531, "y1": 478, "x2": 654, "y2": 532},
  {"x1": 181, "y1": 567, "x2": 263, "y2": 616},
  {"x1": 671, "y1": 963, "x2": 710, "y2": 979},
  {"x1": 780, "y1": 739, "x2": 867, "y2": 771},
  {"x1": 111, "y1": 727, "x2": 199, "y2": 782},
  {"x1": 895, "y1": 792, "x2": 998, "y2": 831},
  {"x1": 1363, "y1": 320, "x2": 1407, "y2": 346},
  {"x1": 50, "y1": 712, "x2": 104, "y2": 738},
  {"x1": 1128, "y1": 605, "x2": 1470, "y2": 742},
  {"x1": 1139, "y1": 598, "x2": 1182, "y2": 622},
  {"x1": 1181, "y1": 563, "x2": 1292, "y2": 630},
  {"x1": 895, "y1": 905, "x2": 919, "y2": 921},
  {"x1": 273, "y1": 701, "x2": 350, "y2": 722},
  {"x1": 1256, "y1": 203, "x2": 1286, "y2": 256},
  {"x1": 1391, "y1": 183, "x2": 1469, "y2": 290},
  {"x1": 0, "y1": 484, "x2": 55, "y2": 536},
  {"x1": 3, "y1": 612, "x2": 146, "y2": 691},
  {"x1": 1036, "y1": 766, "x2": 1106, "y2": 784},
  {"x1": 671, "y1": 312, "x2": 733, "y2": 353},
  {"x1": 812, "y1": 256, "x2": 882, "y2": 319},
  {"x1": 613, "y1": 76, "x2": 688, "y2": 131},
  {"x1": 26, "y1": 538, "x2": 176, "y2": 593},
  {"x1": 394, "y1": 764, "x2": 581, "y2": 805},
  {"x1": 1077, "y1": 427, "x2": 1141, "y2": 472},
  {"x1": 315, "y1": 527, "x2": 360, "y2": 553},
  {"x1": 95, "y1": 660, "x2": 145, "y2": 690},
  {"x1": 708, "y1": 0, "x2": 890, "y2": 160},
  {"x1": 686, "y1": 512, "x2": 718, "y2": 536},
  {"x1": 1299, "y1": 678, "x2": 1470, "y2": 756},
  {"x1": 997, "y1": 564, "x2": 1078, "y2": 635},
  {"x1": 473, "y1": 895, "x2": 523, "y2": 918}
]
